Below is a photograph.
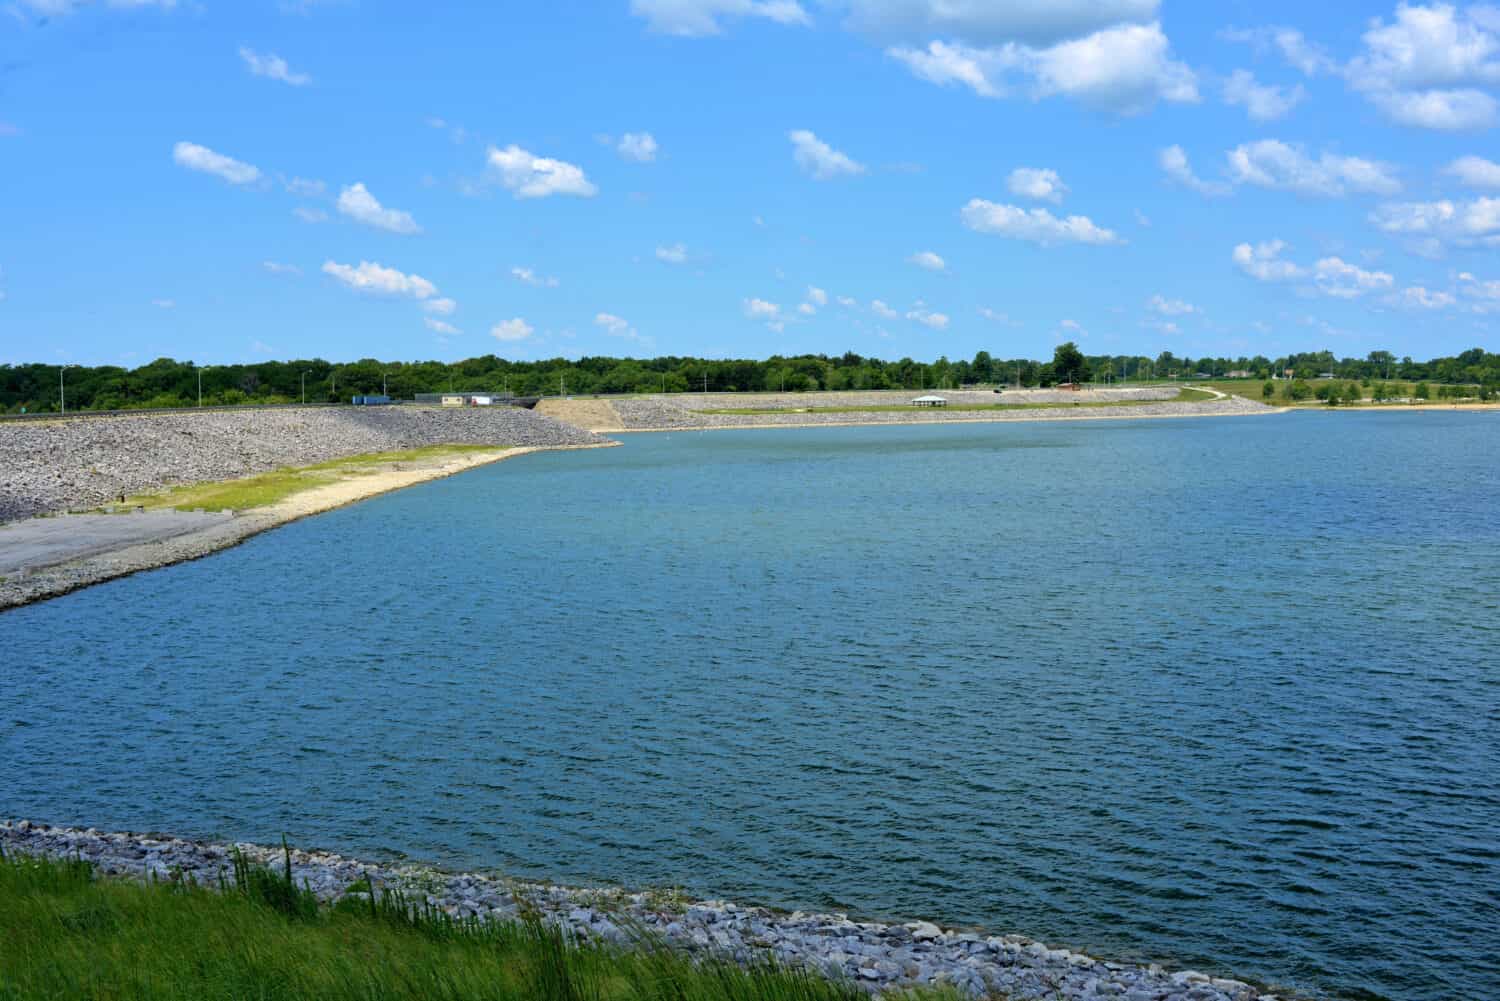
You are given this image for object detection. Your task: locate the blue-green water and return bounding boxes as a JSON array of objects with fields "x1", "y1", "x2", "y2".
[{"x1": 3, "y1": 413, "x2": 1498, "y2": 1000}]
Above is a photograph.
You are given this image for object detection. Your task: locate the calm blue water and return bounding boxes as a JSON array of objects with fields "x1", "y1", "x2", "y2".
[{"x1": 4, "y1": 413, "x2": 1498, "y2": 1000}]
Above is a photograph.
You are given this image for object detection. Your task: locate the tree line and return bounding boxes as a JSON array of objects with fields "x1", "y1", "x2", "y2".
[{"x1": 4, "y1": 345, "x2": 1498, "y2": 414}]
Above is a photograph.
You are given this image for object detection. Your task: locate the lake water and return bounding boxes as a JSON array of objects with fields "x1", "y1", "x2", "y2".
[{"x1": 3, "y1": 413, "x2": 1498, "y2": 1001}]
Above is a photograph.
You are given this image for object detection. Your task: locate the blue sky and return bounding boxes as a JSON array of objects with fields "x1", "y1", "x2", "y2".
[{"x1": 3, "y1": 0, "x2": 1500, "y2": 366}]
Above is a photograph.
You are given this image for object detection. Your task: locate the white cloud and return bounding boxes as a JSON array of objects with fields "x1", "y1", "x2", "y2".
[
  {"x1": 1134, "y1": 208, "x2": 1151, "y2": 226},
  {"x1": 283, "y1": 176, "x2": 325, "y2": 196},
  {"x1": 1148, "y1": 294, "x2": 1197, "y2": 315},
  {"x1": 486, "y1": 145, "x2": 597, "y2": 198},
  {"x1": 491, "y1": 318, "x2": 534, "y2": 341},
  {"x1": 1006, "y1": 166, "x2": 1067, "y2": 202},
  {"x1": 1443, "y1": 154, "x2": 1500, "y2": 187},
  {"x1": 172, "y1": 141, "x2": 261, "y2": 185},
  {"x1": 1393, "y1": 285, "x2": 1457, "y2": 309},
  {"x1": 293, "y1": 206, "x2": 329, "y2": 223},
  {"x1": 906, "y1": 307, "x2": 949, "y2": 329},
  {"x1": 798, "y1": 302, "x2": 817, "y2": 315},
  {"x1": 1313, "y1": 256, "x2": 1394, "y2": 298},
  {"x1": 871, "y1": 299, "x2": 898, "y2": 318},
  {"x1": 321, "y1": 260, "x2": 437, "y2": 299},
  {"x1": 17, "y1": 0, "x2": 176, "y2": 16},
  {"x1": 1347, "y1": 3, "x2": 1500, "y2": 130},
  {"x1": 1232, "y1": 239, "x2": 1306, "y2": 281},
  {"x1": 1221, "y1": 26, "x2": 1336, "y2": 76},
  {"x1": 788, "y1": 129, "x2": 865, "y2": 179},
  {"x1": 629, "y1": 0, "x2": 810, "y2": 36},
  {"x1": 843, "y1": 0, "x2": 1158, "y2": 47},
  {"x1": 959, "y1": 199, "x2": 1122, "y2": 245},
  {"x1": 425, "y1": 317, "x2": 461, "y2": 335},
  {"x1": 1225, "y1": 140, "x2": 1401, "y2": 197},
  {"x1": 1368, "y1": 196, "x2": 1500, "y2": 246},
  {"x1": 1158, "y1": 144, "x2": 1230, "y2": 196},
  {"x1": 151, "y1": 298, "x2": 175, "y2": 309},
  {"x1": 595, "y1": 312, "x2": 631, "y2": 334},
  {"x1": 262, "y1": 260, "x2": 301, "y2": 276},
  {"x1": 743, "y1": 297, "x2": 781, "y2": 321},
  {"x1": 617, "y1": 132, "x2": 658, "y2": 162},
  {"x1": 656, "y1": 243, "x2": 688, "y2": 263},
  {"x1": 336, "y1": 182, "x2": 420, "y2": 234},
  {"x1": 239, "y1": 47, "x2": 310, "y2": 86},
  {"x1": 807, "y1": 286, "x2": 829, "y2": 306},
  {"x1": 908, "y1": 250, "x2": 946, "y2": 270},
  {"x1": 422, "y1": 297, "x2": 456, "y2": 316},
  {"x1": 1222, "y1": 68, "x2": 1305, "y2": 121},
  {"x1": 511, "y1": 266, "x2": 559, "y2": 287},
  {"x1": 887, "y1": 22, "x2": 1198, "y2": 114}
]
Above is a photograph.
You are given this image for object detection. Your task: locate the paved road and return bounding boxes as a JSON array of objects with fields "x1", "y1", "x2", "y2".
[{"x1": 0, "y1": 510, "x2": 233, "y2": 575}]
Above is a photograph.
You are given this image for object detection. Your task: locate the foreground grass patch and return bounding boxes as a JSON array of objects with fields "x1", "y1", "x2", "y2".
[
  {"x1": 0, "y1": 850, "x2": 964, "y2": 1001},
  {"x1": 702, "y1": 387, "x2": 1214, "y2": 415},
  {"x1": 123, "y1": 444, "x2": 504, "y2": 512}
]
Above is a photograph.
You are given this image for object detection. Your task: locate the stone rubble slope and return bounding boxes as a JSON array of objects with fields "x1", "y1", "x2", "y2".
[
  {"x1": 2, "y1": 821, "x2": 1286, "y2": 1001},
  {"x1": 675, "y1": 388, "x2": 1180, "y2": 410},
  {"x1": 613, "y1": 394, "x2": 1273, "y2": 431},
  {"x1": 0, "y1": 407, "x2": 607, "y2": 524}
]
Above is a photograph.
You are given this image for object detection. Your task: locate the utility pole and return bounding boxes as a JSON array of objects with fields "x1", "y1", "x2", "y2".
[
  {"x1": 383, "y1": 372, "x2": 388, "y2": 396},
  {"x1": 198, "y1": 366, "x2": 204, "y2": 407},
  {"x1": 301, "y1": 370, "x2": 310, "y2": 404},
  {"x1": 59, "y1": 365, "x2": 66, "y2": 414}
]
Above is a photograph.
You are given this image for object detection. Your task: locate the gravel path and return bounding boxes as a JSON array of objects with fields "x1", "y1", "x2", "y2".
[
  {"x1": 1, "y1": 820, "x2": 1288, "y2": 1001},
  {"x1": 0, "y1": 406, "x2": 606, "y2": 524}
]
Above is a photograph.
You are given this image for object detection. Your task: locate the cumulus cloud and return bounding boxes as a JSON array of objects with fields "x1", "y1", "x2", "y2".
[
  {"x1": 1159, "y1": 145, "x2": 1230, "y2": 196},
  {"x1": 321, "y1": 260, "x2": 437, "y2": 299},
  {"x1": 871, "y1": 299, "x2": 898, "y2": 318},
  {"x1": 422, "y1": 297, "x2": 456, "y2": 316},
  {"x1": 425, "y1": 317, "x2": 461, "y2": 335},
  {"x1": 843, "y1": 0, "x2": 1159, "y2": 47},
  {"x1": 511, "y1": 266, "x2": 559, "y2": 287},
  {"x1": 1148, "y1": 294, "x2": 1197, "y2": 315},
  {"x1": 656, "y1": 243, "x2": 688, "y2": 264},
  {"x1": 908, "y1": 250, "x2": 946, "y2": 270},
  {"x1": 1006, "y1": 166, "x2": 1067, "y2": 202},
  {"x1": 797, "y1": 302, "x2": 817, "y2": 315},
  {"x1": 959, "y1": 199, "x2": 1122, "y2": 246},
  {"x1": 1393, "y1": 285, "x2": 1457, "y2": 309},
  {"x1": 887, "y1": 22, "x2": 1198, "y2": 114},
  {"x1": 336, "y1": 183, "x2": 421, "y2": 234},
  {"x1": 1232, "y1": 239, "x2": 1306, "y2": 281},
  {"x1": 1368, "y1": 196, "x2": 1500, "y2": 247},
  {"x1": 629, "y1": 0, "x2": 810, "y2": 36},
  {"x1": 1313, "y1": 256, "x2": 1394, "y2": 298},
  {"x1": 491, "y1": 318, "x2": 534, "y2": 341},
  {"x1": 283, "y1": 176, "x2": 325, "y2": 196},
  {"x1": 486, "y1": 145, "x2": 597, "y2": 198},
  {"x1": 836, "y1": 295, "x2": 856, "y2": 307},
  {"x1": 1221, "y1": 26, "x2": 1337, "y2": 76},
  {"x1": 1347, "y1": 3, "x2": 1500, "y2": 130},
  {"x1": 906, "y1": 307, "x2": 949, "y2": 329},
  {"x1": 743, "y1": 297, "x2": 781, "y2": 322},
  {"x1": 262, "y1": 261, "x2": 302, "y2": 276},
  {"x1": 172, "y1": 141, "x2": 261, "y2": 185},
  {"x1": 617, "y1": 132, "x2": 659, "y2": 162},
  {"x1": 1443, "y1": 154, "x2": 1500, "y2": 188},
  {"x1": 1225, "y1": 140, "x2": 1400, "y2": 197},
  {"x1": 1222, "y1": 68, "x2": 1305, "y2": 121},
  {"x1": 293, "y1": 206, "x2": 329, "y2": 223},
  {"x1": 807, "y1": 286, "x2": 829, "y2": 306},
  {"x1": 788, "y1": 130, "x2": 865, "y2": 179},
  {"x1": 239, "y1": 47, "x2": 310, "y2": 86}
]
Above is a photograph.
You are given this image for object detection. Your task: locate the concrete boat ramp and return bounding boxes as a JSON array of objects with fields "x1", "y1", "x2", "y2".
[{"x1": 0, "y1": 509, "x2": 233, "y2": 577}]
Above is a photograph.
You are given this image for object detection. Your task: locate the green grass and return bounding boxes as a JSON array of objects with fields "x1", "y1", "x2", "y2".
[
  {"x1": 0, "y1": 849, "x2": 968, "y2": 1001},
  {"x1": 120, "y1": 444, "x2": 504, "y2": 513},
  {"x1": 700, "y1": 387, "x2": 1215, "y2": 415}
]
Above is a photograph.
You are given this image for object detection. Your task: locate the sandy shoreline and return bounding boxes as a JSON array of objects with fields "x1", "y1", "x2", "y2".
[{"x1": 0, "y1": 442, "x2": 615, "y2": 612}]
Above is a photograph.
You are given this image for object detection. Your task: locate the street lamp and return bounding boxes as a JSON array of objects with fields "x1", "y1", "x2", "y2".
[
  {"x1": 59, "y1": 364, "x2": 77, "y2": 414},
  {"x1": 301, "y1": 370, "x2": 310, "y2": 404},
  {"x1": 197, "y1": 365, "x2": 212, "y2": 407}
]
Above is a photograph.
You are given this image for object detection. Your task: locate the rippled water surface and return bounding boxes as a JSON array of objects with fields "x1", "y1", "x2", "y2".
[{"x1": 4, "y1": 413, "x2": 1498, "y2": 1000}]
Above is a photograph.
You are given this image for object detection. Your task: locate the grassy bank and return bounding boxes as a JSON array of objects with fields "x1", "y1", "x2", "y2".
[
  {"x1": 0, "y1": 849, "x2": 962, "y2": 1001},
  {"x1": 700, "y1": 388, "x2": 1216, "y2": 415},
  {"x1": 119, "y1": 444, "x2": 505, "y2": 513}
]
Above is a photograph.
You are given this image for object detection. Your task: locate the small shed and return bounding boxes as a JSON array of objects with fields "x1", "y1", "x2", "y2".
[{"x1": 911, "y1": 394, "x2": 948, "y2": 407}]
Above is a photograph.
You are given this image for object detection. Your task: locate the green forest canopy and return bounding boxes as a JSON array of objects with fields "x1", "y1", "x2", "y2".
[{"x1": 4, "y1": 346, "x2": 1498, "y2": 413}]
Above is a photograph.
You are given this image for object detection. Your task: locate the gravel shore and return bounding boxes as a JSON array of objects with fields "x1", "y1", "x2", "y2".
[
  {"x1": 0, "y1": 406, "x2": 606, "y2": 524},
  {"x1": 1, "y1": 820, "x2": 1287, "y2": 1001}
]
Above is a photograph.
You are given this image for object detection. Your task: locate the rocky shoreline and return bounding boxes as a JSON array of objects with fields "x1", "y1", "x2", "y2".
[{"x1": 1, "y1": 820, "x2": 1287, "y2": 1001}]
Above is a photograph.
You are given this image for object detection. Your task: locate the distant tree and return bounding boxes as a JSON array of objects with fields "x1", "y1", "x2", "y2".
[
  {"x1": 1287, "y1": 379, "x2": 1313, "y2": 401},
  {"x1": 1052, "y1": 342, "x2": 1089, "y2": 384},
  {"x1": 1343, "y1": 381, "x2": 1362, "y2": 404},
  {"x1": 1414, "y1": 382, "x2": 1431, "y2": 401},
  {"x1": 1262, "y1": 381, "x2": 1275, "y2": 399}
]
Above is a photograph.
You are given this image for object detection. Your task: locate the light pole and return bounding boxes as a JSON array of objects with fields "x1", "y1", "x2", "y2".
[
  {"x1": 301, "y1": 370, "x2": 310, "y2": 404},
  {"x1": 59, "y1": 364, "x2": 78, "y2": 414},
  {"x1": 383, "y1": 372, "x2": 388, "y2": 396}
]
